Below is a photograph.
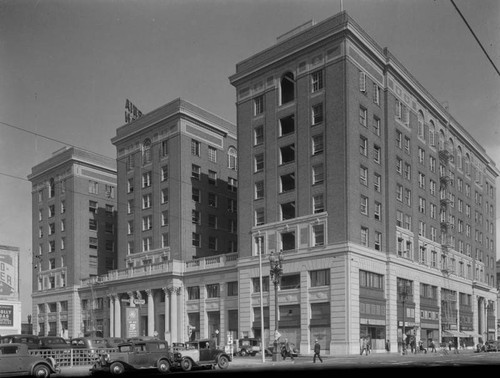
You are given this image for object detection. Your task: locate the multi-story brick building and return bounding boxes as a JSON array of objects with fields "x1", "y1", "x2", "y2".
[
  {"x1": 78, "y1": 98, "x2": 239, "y2": 342},
  {"x1": 28, "y1": 147, "x2": 117, "y2": 337},
  {"x1": 229, "y1": 11, "x2": 498, "y2": 354}
]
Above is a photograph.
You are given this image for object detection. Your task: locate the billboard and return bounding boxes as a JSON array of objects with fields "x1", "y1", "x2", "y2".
[
  {"x1": 0, "y1": 246, "x2": 18, "y2": 300},
  {"x1": 125, "y1": 307, "x2": 139, "y2": 339},
  {"x1": 0, "y1": 305, "x2": 14, "y2": 326}
]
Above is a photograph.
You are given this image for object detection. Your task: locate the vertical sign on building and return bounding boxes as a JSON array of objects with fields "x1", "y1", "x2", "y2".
[
  {"x1": 0, "y1": 247, "x2": 18, "y2": 300},
  {"x1": 125, "y1": 307, "x2": 139, "y2": 339}
]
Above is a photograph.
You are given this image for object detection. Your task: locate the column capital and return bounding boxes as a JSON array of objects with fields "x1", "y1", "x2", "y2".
[
  {"x1": 145, "y1": 289, "x2": 153, "y2": 297},
  {"x1": 136, "y1": 291, "x2": 143, "y2": 300},
  {"x1": 163, "y1": 286, "x2": 181, "y2": 296},
  {"x1": 127, "y1": 291, "x2": 135, "y2": 299}
]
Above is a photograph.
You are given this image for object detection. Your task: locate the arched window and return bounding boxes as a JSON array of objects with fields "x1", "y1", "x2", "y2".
[
  {"x1": 142, "y1": 138, "x2": 152, "y2": 165},
  {"x1": 428, "y1": 120, "x2": 435, "y2": 146},
  {"x1": 464, "y1": 153, "x2": 470, "y2": 176},
  {"x1": 280, "y1": 72, "x2": 295, "y2": 105},
  {"x1": 457, "y1": 146, "x2": 463, "y2": 170},
  {"x1": 417, "y1": 110, "x2": 424, "y2": 139},
  {"x1": 439, "y1": 129, "x2": 446, "y2": 150},
  {"x1": 448, "y1": 138, "x2": 455, "y2": 163},
  {"x1": 49, "y1": 178, "x2": 55, "y2": 198},
  {"x1": 228, "y1": 147, "x2": 237, "y2": 170}
]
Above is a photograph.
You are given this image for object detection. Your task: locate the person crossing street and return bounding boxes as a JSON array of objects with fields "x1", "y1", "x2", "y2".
[{"x1": 313, "y1": 339, "x2": 323, "y2": 363}]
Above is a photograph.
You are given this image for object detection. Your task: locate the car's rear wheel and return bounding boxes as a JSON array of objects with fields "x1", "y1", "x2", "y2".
[
  {"x1": 157, "y1": 359, "x2": 170, "y2": 374},
  {"x1": 33, "y1": 364, "x2": 51, "y2": 378},
  {"x1": 180, "y1": 357, "x2": 193, "y2": 372},
  {"x1": 218, "y1": 355, "x2": 229, "y2": 369},
  {"x1": 110, "y1": 362, "x2": 125, "y2": 375},
  {"x1": 240, "y1": 349, "x2": 247, "y2": 356}
]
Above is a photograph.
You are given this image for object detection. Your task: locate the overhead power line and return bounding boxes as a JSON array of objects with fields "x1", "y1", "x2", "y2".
[{"x1": 450, "y1": 0, "x2": 500, "y2": 77}]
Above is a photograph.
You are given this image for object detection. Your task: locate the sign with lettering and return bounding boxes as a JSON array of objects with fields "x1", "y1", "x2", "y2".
[
  {"x1": 125, "y1": 307, "x2": 139, "y2": 338},
  {"x1": 0, "y1": 248, "x2": 18, "y2": 299},
  {"x1": 0, "y1": 305, "x2": 13, "y2": 326}
]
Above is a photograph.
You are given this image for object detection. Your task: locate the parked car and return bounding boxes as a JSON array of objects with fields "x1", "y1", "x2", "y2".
[
  {"x1": 0, "y1": 343, "x2": 60, "y2": 377},
  {"x1": 171, "y1": 342, "x2": 186, "y2": 352},
  {"x1": 90, "y1": 340, "x2": 173, "y2": 375},
  {"x1": 104, "y1": 337, "x2": 127, "y2": 348},
  {"x1": 485, "y1": 340, "x2": 500, "y2": 352},
  {"x1": 0, "y1": 334, "x2": 40, "y2": 350},
  {"x1": 265, "y1": 341, "x2": 299, "y2": 358},
  {"x1": 172, "y1": 339, "x2": 231, "y2": 371},
  {"x1": 70, "y1": 337, "x2": 108, "y2": 352},
  {"x1": 237, "y1": 337, "x2": 261, "y2": 356},
  {"x1": 38, "y1": 336, "x2": 70, "y2": 350}
]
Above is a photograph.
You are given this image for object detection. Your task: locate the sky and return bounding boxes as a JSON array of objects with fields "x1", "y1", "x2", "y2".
[{"x1": 0, "y1": 0, "x2": 499, "y2": 320}]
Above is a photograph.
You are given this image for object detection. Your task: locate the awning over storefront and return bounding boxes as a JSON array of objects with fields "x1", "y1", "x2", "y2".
[
  {"x1": 442, "y1": 330, "x2": 468, "y2": 337},
  {"x1": 461, "y1": 331, "x2": 482, "y2": 338}
]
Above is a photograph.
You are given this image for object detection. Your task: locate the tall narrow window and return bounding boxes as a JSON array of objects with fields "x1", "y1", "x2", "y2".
[
  {"x1": 228, "y1": 147, "x2": 238, "y2": 170},
  {"x1": 312, "y1": 103, "x2": 323, "y2": 125},
  {"x1": 254, "y1": 95, "x2": 264, "y2": 115},
  {"x1": 142, "y1": 139, "x2": 152, "y2": 165},
  {"x1": 280, "y1": 72, "x2": 295, "y2": 105},
  {"x1": 311, "y1": 70, "x2": 324, "y2": 92}
]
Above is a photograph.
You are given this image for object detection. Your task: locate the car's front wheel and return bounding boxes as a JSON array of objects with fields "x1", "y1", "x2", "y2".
[
  {"x1": 157, "y1": 359, "x2": 170, "y2": 374},
  {"x1": 240, "y1": 349, "x2": 247, "y2": 356},
  {"x1": 218, "y1": 355, "x2": 229, "y2": 369},
  {"x1": 180, "y1": 357, "x2": 193, "y2": 372},
  {"x1": 33, "y1": 364, "x2": 51, "y2": 378},
  {"x1": 109, "y1": 362, "x2": 125, "y2": 375}
]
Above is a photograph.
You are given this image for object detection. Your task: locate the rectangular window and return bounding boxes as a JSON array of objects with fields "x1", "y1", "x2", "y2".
[
  {"x1": 360, "y1": 136, "x2": 367, "y2": 156},
  {"x1": 127, "y1": 199, "x2": 134, "y2": 214},
  {"x1": 228, "y1": 177, "x2": 237, "y2": 192},
  {"x1": 206, "y1": 283, "x2": 220, "y2": 298},
  {"x1": 372, "y1": 116, "x2": 380, "y2": 136},
  {"x1": 360, "y1": 196, "x2": 368, "y2": 215},
  {"x1": 360, "y1": 227, "x2": 369, "y2": 246},
  {"x1": 254, "y1": 125, "x2": 264, "y2": 145},
  {"x1": 310, "y1": 269, "x2": 330, "y2": 287},
  {"x1": 255, "y1": 208, "x2": 265, "y2": 226},
  {"x1": 373, "y1": 84, "x2": 380, "y2": 105},
  {"x1": 311, "y1": 70, "x2": 324, "y2": 92},
  {"x1": 312, "y1": 164, "x2": 324, "y2": 185},
  {"x1": 208, "y1": 170, "x2": 217, "y2": 185},
  {"x1": 374, "y1": 202, "x2": 381, "y2": 220},
  {"x1": 191, "y1": 139, "x2": 200, "y2": 156},
  {"x1": 161, "y1": 140, "x2": 168, "y2": 157},
  {"x1": 279, "y1": 114, "x2": 295, "y2": 136},
  {"x1": 359, "y1": 71, "x2": 366, "y2": 92},
  {"x1": 142, "y1": 171, "x2": 151, "y2": 188},
  {"x1": 312, "y1": 134, "x2": 324, "y2": 155},
  {"x1": 373, "y1": 145, "x2": 381, "y2": 163},
  {"x1": 208, "y1": 193, "x2": 217, "y2": 207},
  {"x1": 162, "y1": 233, "x2": 169, "y2": 247},
  {"x1": 374, "y1": 173, "x2": 381, "y2": 192},
  {"x1": 208, "y1": 236, "x2": 218, "y2": 251},
  {"x1": 192, "y1": 232, "x2": 200, "y2": 247},
  {"x1": 142, "y1": 194, "x2": 151, "y2": 209},
  {"x1": 191, "y1": 164, "x2": 201, "y2": 180},
  {"x1": 312, "y1": 103, "x2": 323, "y2": 125},
  {"x1": 254, "y1": 181, "x2": 264, "y2": 199},
  {"x1": 142, "y1": 237, "x2": 152, "y2": 251},
  {"x1": 208, "y1": 214, "x2": 217, "y2": 229},
  {"x1": 359, "y1": 106, "x2": 367, "y2": 127},
  {"x1": 227, "y1": 281, "x2": 238, "y2": 297},
  {"x1": 89, "y1": 181, "x2": 98, "y2": 194},
  {"x1": 313, "y1": 194, "x2": 324, "y2": 213},
  {"x1": 208, "y1": 146, "x2": 217, "y2": 163},
  {"x1": 375, "y1": 232, "x2": 382, "y2": 251},
  {"x1": 127, "y1": 178, "x2": 134, "y2": 193},
  {"x1": 254, "y1": 154, "x2": 264, "y2": 172},
  {"x1": 161, "y1": 165, "x2": 168, "y2": 181},
  {"x1": 142, "y1": 215, "x2": 152, "y2": 231},
  {"x1": 187, "y1": 286, "x2": 200, "y2": 300},
  {"x1": 192, "y1": 210, "x2": 200, "y2": 224},
  {"x1": 254, "y1": 95, "x2": 264, "y2": 115},
  {"x1": 162, "y1": 211, "x2": 169, "y2": 226},
  {"x1": 360, "y1": 166, "x2": 368, "y2": 186},
  {"x1": 313, "y1": 224, "x2": 325, "y2": 246}
]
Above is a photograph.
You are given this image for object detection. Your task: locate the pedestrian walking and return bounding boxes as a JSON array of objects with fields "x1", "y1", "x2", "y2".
[
  {"x1": 313, "y1": 339, "x2": 323, "y2": 363},
  {"x1": 360, "y1": 337, "x2": 368, "y2": 355},
  {"x1": 282, "y1": 338, "x2": 294, "y2": 361},
  {"x1": 429, "y1": 339, "x2": 436, "y2": 353}
]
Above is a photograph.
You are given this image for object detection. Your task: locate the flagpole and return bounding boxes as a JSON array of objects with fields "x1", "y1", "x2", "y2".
[{"x1": 258, "y1": 234, "x2": 265, "y2": 363}]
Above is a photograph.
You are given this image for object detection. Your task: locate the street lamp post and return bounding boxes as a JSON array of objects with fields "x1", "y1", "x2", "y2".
[{"x1": 269, "y1": 250, "x2": 284, "y2": 362}]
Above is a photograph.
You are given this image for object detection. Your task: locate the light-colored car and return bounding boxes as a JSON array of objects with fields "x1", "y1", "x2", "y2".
[
  {"x1": 90, "y1": 340, "x2": 173, "y2": 375},
  {"x1": 0, "y1": 343, "x2": 60, "y2": 378},
  {"x1": 172, "y1": 339, "x2": 231, "y2": 371}
]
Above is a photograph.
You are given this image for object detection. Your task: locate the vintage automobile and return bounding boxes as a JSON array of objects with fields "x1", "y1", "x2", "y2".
[
  {"x1": 172, "y1": 339, "x2": 231, "y2": 371},
  {"x1": 38, "y1": 336, "x2": 70, "y2": 350},
  {"x1": 237, "y1": 337, "x2": 262, "y2": 356},
  {"x1": 90, "y1": 340, "x2": 173, "y2": 375},
  {"x1": 0, "y1": 334, "x2": 40, "y2": 350},
  {"x1": 0, "y1": 343, "x2": 60, "y2": 378}
]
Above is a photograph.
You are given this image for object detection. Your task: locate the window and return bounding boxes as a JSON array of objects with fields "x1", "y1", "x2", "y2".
[
  {"x1": 374, "y1": 173, "x2": 381, "y2": 192},
  {"x1": 279, "y1": 114, "x2": 295, "y2": 136},
  {"x1": 281, "y1": 201, "x2": 295, "y2": 220},
  {"x1": 127, "y1": 220, "x2": 134, "y2": 235},
  {"x1": 227, "y1": 281, "x2": 238, "y2": 296},
  {"x1": 142, "y1": 171, "x2": 151, "y2": 188},
  {"x1": 60, "y1": 201, "x2": 65, "y2": 214},
  {"x1": 280, "y1": 72, "x2": 295, "y2": 105},
  {"x1": 89, "y1": 219, "x2": 97, "y2": 231},
  {"x1": 192, "y1": 232, "x2": 200, "y2": 247},
  {"x1": 227, "y1": 198, "x2": 237, "y2": 213},
  {"x1": 252, "y1": 276, "x2": 269, "y2": 292},
  {"x1": 191, "y1": 139, "x2": 200, "y2": 156},
  {"x1": 280, "y1": 144, "x2": 295, "y2": 164},
  {"x1": 192, "y1": 188, "x2": 200, "y2": 203},
  {"x1": 142, "y1": 237, "x2": 152, "y2": 251},
  {"x1": 359, "y1": 71, "x2": 366, "y2": 92},
  {"x1": 127, "y1": 178, "x2": 134, "y2": 193},
  {"x1": 161, "y1": 165, "x2": 168, "y2": 181},
  {"x1": 49, "y1": 240, "x2": 55, "y2": 253},
  {"x1": 192, "y1": 210, "x2": 200, "y2": 224},
  {"x1": 187, "y1": 286, "x2": 200, "y2": 300},
  {"x1": 254, "y1": 181, "x2": 264, "y2": 199},
  {"x1": 396, "y1": 184, "x2": 403, "y2": 202},
  {"x1": 360, "y1": 136, "x2": 367, "y2": 156},
  {"x1": 312, "y1": 134, "x2": 324, "y2": 155},
  {"x1": 162, "y1": 233, "x2": 169, "y2": 247},
  {"x1": 360, "y1": 196, "x2": 368, "y2": 215},
  {"x1": 372, "y1": 116, "x2": 380, "y2": 136},
  {"x1": 254, "y1": 125, "x2": 264, "y2": 145},
  {"x1": 161, "y1": 140, "x2": 168, "y2": 157},
  {"x1": 162, "y1": 211, "x2": 169, "y2": 226},
  {"x1": 418, "y1": 111, "x2": 425, "y2": 138},
  {"x1": 254, "y1": 95, "x2": 264, "y2": 115},
  {"x1": 360, "y1": 166, "x2": 368, "y2": 186},
  {"x1": 312, "y1": 164, "x2": 324, "y2": 185},
  {"x1": 313, "y1": 194, "x2": 324, "y2": 213},
  {"x1": 311, "y1": 70, "x2": 324, "y2": 92},
  {"x1": 208, "y1": 170, "x2": 217, "y2": 185},
  {"x1": 374, "y1": 232, "x2": 382, "y2": 251},
  {"x1": 313, "y1": 224, "x2": 325, "y2": 246},
  {"x1": 206, "y1": 283, "x2": 220, "y2": 298},
  {"x1": 312, "y1": 103, "x2": 323, "y2": 125},
  {"x1": 208, "y1": 214, "x2": 217, "y2": 229},
  {"x1": 142, "y1": 215, "x2": 152, "y2": 231},
  {"x1": 208, "y1": 193, "x2": 217, "y2": 207},
  {"x1": 89, "y1": 180, "x2": 98, "y2": 194},
  {"x1": 373, "y1": 84, "x2": 380, "y2": 105},
  {"x1": 374, "y1": 202, "x2": 381, "y2": 220},
  {"x1": 48, "y1": 204, "x2": 55, "y2": 218},
  {"x1": 228, "y1": 147, "x2": 238, "y2": 170},
  {"x1": 359, "y1": 106, "x2": 367, "y2": 127},
  {"x1": 419, "y1": 172, "x2": 426, "y2": 189},
  {"x1": 128, "y1": 241, "x2": 134, "y2": 254},
  {"x1": 310, "y1": 269, "x2": 330, "y2": 287},
  {"x1": 89, "y1": 237, "x2": 97, "y2": 250},
  {"x1": 254, "y1": 154, "x2": 264, "y2": 172},
  {"x1": 359, "y1": 270, "x2": 384, "y2": 289},
  {"x1": 255, "y1": 208, "x2": 265, "y2": 226},
  {"x1": 105, "y1": 185, "x2": 115, "y2": 199},
  {"x1": 127, "y1": 199, "x2": 134, "y2": 214},
  {"x1": 191, "y1": 164, "x2": 201, "y2": 180},
  {"x1": 280, "y1": 173, "x2": 295, "y2": 192},
  {"x1": 142, "y1": 194, "x2": 151, "y2": 209},
  {"x1": 142, "y1": 139, "x2": 152, "y2": 165},
  {"x1": 405, "y1": 188, "x2": 411, "y2": 206},
  {"x1": 161, "y1": 188, "x2": 169, "y2": 204},
  {"x1": 208, "y1": 236, "x2": 218, "y2": 251},
  {"x1": 49, "y1": 178, "x2": 55, "y2": 198},
  {"x1": 373, "y1": 145, "x2": 381, "y2": 163},
  {"x1": 360, "y1": 227, "x2": 369, "y2": 246},
  {"x1": 404, "y1": 136, "x2": 411, "y2": 154},
  {"x1": 208, "y1": 146, "x2": 217, "y2": 163},
  {"x1": 228, "y1": 177, "x2": 237, "y2": 192}
]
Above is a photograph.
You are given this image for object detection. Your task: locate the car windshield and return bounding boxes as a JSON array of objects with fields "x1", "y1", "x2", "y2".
[{"x1": 47, "y1": 338, "x2": 66, "y2": 344}]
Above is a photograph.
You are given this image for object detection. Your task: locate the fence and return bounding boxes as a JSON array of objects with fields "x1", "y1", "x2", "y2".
[{"x1": 29, "y1": 348, "x2": 117, "y2": 367}]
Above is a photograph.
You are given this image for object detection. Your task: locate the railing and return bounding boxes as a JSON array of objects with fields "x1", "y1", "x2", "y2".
[{"x1": 29, "y1": 348, "x2": 117, "y2": 367}]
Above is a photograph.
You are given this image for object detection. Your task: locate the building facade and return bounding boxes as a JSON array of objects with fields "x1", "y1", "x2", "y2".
[
  {"x1": 29, "y1": 147, "x2": 117, "y2": 337},
  {"x1": 0, "y1": 245, "x2": 21, "y2": 335},
  {"x1": 74, "y1": 11, "x2": 497, "y2": 355},
  {"x1": 229, "y1": 11, "x2": 498, "y2": 354}
]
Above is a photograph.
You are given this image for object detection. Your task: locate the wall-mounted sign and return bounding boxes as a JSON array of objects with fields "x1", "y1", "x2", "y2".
[
  {"x1": 125, "y1": 307, "x2": 139, "y2": 339},
  {"x1": 0, "y1": 247, "x2": 18, "y2": 300},
  {"x1": 0, "y1": 305, "x2": 13, "y2": 326}
]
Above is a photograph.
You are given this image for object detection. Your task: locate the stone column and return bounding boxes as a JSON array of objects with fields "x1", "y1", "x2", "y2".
[
  {"x1": 170, "y1": 287, "x2": 179, "y2": 343},
  {"x1": 108, "y1": 294, "x2": 115, "y2": 337},
  {"x1": 114, "y1": 295, "x2": 121, "y2": 337},
  {"x1": 163, "y1": 287, "x2": 170, "y2": 341},
  {"x1": 146, "y1": 289, "x2": 154, "y2": 337}
]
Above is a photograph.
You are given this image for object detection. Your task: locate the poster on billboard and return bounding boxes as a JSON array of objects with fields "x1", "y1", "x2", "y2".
[
  {"x1": 125, "y1": 307, "x2": 139, "y2": 339},
  {"x1": 0, "y1": 246, "x2": 18, "y2": 300},
  {"x1": 0, "y1": 305, "x2": 13, "y2": 326}
]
